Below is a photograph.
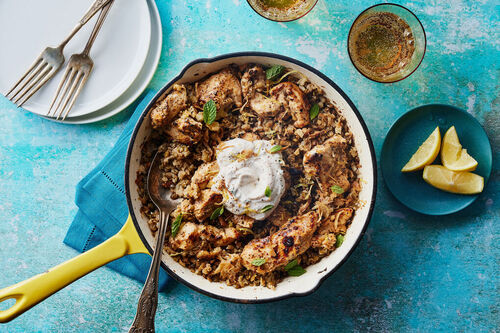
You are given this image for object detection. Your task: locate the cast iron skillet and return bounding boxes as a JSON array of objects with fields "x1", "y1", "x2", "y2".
[{"x1": 0, "y1": 52, "x2": 376, "y2": 322}]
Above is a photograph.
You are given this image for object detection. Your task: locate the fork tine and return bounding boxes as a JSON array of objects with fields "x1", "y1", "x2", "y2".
[
  {"x1": 13, "y1": 65, "x2": 52, "y2": 105},
  {"x1": 5, "y1": 57, "x2": 43, "y2": 97},
  {"x1": 9, "y1": 61, "x2": 47, "y2": 101},
  {"x1": 56, "y1": 71, "x2": 82, "y2": 120},
  {"x1": 52, "y1": 68, "x2": 76, "y2": 118},
  {"x1": 47, "y1": 66, "x2": 73, "y2": 117},
  {"x1": 57, "y1": 71, "x2": 84, "y2": 120},
  {"x1": 62, "y1": 71, "x2": 90, "y2": 120},
  {"x1": 17, "y1": 67, "x2": 58, "y2": 107}
]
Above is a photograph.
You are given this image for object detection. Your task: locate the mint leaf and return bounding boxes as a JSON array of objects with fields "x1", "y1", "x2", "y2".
[
  {"x1": 266, "y1": 65, "x2": 284, "y2": 80},
  {"x1": 251, "y1": 258, "x2": 267, "y2": 266},
  {"x1": 287, "y1": 265, "x2": 306, "y2": 276},
  {"x1": 330, "y1": 185, "x2": 344, "y2": 194},
  {"x1": 309, "y1": 103, "x2": 320, "y2": 120},
  {"x1": 269, "y1": 145, "x2": 282, "y2": 153},
  {"x1": 284, "y1": 259, "x2": 298, "y2": 271},
  {"x1": 336, "y1": 234, "x2": 344, "y2": 247},
  {"x1": 260, "y1": 205, "x2": 274, "y2": 213},
  {"x1": 203, "y1": 100, "x2": 217, "y2": 125},
  {"x1": 210, "y1": 206, "x2": 224, "y2": 220},
  {"x1": 265, "y1": 186, "x2": 272, "y2": 198},
  {"x1": 171, "y1": 214, "x2": 182, "y2": 238}
]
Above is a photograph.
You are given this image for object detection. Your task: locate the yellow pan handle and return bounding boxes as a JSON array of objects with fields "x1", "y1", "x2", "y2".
[{"x1": 0, "y1": 215, "x2": 148, "y2": 323}]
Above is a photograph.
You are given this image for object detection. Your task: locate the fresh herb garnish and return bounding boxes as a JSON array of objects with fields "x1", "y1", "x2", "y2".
[
  {"x1": 284, "y1": 258, "x2": 306, "y2": 276},
  {"x1": 330, "y1": 185, "x2": 345, "y2": 194},
  {"x1": 203, "y1": 100, "x2": 217, "y2": 125},
  {"x1": 265, "y1": 186, "x2": 272, "y2": 198},
  {"x1": 336, "y1": 234, "x2": 345, "y2": 247},
  {"x1": 210, "y1": 206, "x2": 224, "y2": 220},
  {"x1": 251, "y1": 258, "x2": 267, "y2": 266},
  {"x1": 236, "y1": 226, "x2": 253, "y2": 235},
  {"x1": 287, "y1": 265, "x2": 307, "y2": 276},
  {"x1": 309, "y1": 103, "x2": 320, "y2": 120},
  {"x1": 284, "y1": 259, "x2": 299, "y2": 271},
  {"x1": 269, "y1": 145, "x2": 282, "y2": 153},
  {"x1": 260, "y1": 205, "x2": 274, "y2": 213},
  {"x1": 266, "y1": 65, "x2": 284, "y2": 80},
  {"x1": 171, "y1": 214, "x2": 183, "y2": 238}
]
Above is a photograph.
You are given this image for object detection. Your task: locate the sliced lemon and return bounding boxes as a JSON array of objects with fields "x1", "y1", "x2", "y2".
[
  {"x1": 441, "y1": 126, "x2": 478, "y2": 172},
  {"x1": 423, "y1": 165, "x2": 484, "y2": 194},
  {"x1": 401, "y1": 127, "x2": 441, "y2": 172}
]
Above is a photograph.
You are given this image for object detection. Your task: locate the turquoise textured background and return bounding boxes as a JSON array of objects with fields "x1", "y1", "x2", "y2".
[{"x1": 0, "y1": 1, "x2": 498, "y2": 332}]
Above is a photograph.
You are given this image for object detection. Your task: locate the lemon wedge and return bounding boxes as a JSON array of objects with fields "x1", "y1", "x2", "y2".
[
  {"x1": 401, "y1": 127, "x2": 441, "y2": 172},
  {"x1": 423, "y1": 165, "x2": 484, "y2": 194},
  {"x1": 441, "y1": 126, "x2": 478, "y2": 172}
]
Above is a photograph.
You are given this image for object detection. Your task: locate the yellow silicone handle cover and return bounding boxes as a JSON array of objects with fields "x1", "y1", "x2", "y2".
[{"x1": 0, "y1": 215, "x2": 149, "y2": 323}]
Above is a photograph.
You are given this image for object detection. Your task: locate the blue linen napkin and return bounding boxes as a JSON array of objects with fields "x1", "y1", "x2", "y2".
[{"x1": 63, "y1": 90, "x2": 169, "y2": 290}]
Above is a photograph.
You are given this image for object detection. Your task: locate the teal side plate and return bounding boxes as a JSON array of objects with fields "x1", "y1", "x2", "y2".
[{"x1": 381, "y1": 104, "x2": 492, "y2": 215}]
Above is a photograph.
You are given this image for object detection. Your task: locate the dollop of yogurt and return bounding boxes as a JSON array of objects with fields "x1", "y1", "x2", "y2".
[{"x1": 211, "y1": 138, "x2": 285, "y2": 220}]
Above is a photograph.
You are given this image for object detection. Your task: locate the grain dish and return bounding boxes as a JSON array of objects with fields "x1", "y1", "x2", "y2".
[{"x1": 136, "y1": 64, "x2": 361, "y2": 288}]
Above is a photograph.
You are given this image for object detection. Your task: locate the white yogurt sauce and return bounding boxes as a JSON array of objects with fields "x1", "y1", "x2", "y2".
[{"x1": 211, "y1": 138, "x2": 285, "y2": 220}]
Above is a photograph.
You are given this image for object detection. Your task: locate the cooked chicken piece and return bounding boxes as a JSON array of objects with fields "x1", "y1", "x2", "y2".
[
  {"x1": 166, "y1": 115, "x2": 203, "y2": 145},
  {"x1": 189, "y1": 161, "x2": 219, "y2": 197},
  {"x1": 197, "y1": 69, "x2": 243, "y2": 113},
  {"x1": 171, "y1": 199, "x2": 195, "y2": 221},
  {"x1": 196, "y1": 247, "x2": 222, "y2": 259},
  {"x1": 241, "y1": 211, "x2": 320, "y2": 273},
  {"x1": 303, "y1": 135, "x2": 351, "y2": 197},
  {"x1": 311, "y1": 208, "x2": 353, "y2": 250},
  {"x1": 193, "y1": 189, "x2": 223, "y2": 222},
  {"x1": 151, "y1": 84, "x2": 188, "y2": 128},
  {"x1": 227, "y1": 214, "x2": 255, "y2": 229},
  {"x1": 169, "y1": 222, "x2": 240, "y2": 251},
  {"x1": 241, "y1": 65, "x2": 266, "y2": 97},
  {"x1": 248, "y1": 93, "x2": 281, "y2": 118},
  {"x1": 270, "y1": 82, "x2": 310, "y2": 128},
  {"x1": 241, "y1": 132, "x2": 260, "y2": 141},
  {"x1": 212, "y1": 253, "x2": 242, "y2": 280},
  {"x1": 266, "y1": 205, "x2": 291, "y2": 227}
]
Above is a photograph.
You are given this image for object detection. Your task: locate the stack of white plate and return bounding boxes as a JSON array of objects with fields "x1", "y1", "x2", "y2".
[{"x1": 0, "y1": 0, "x2": 162, "y2": 124}]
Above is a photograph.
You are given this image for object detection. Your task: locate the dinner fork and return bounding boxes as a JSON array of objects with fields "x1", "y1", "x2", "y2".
[
  {"x1": 47, "y1": 1, "x2": 114, "y2": 120},
  {"x1": 4, "y1": 0, "x2": 112, "y2": 107}
]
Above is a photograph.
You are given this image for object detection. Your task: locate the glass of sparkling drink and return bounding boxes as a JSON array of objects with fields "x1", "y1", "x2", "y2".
[
  {"x1": 348, "y1": 3, "x2": 426, "y2": 83},
  {"x1": 247, "y1": 0, "x2": 318, "y2": 22}
]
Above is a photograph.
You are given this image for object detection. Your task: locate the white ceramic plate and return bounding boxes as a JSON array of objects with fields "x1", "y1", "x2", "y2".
[
  {"x1": 39, "y1": 0, "x2": 162, "y2": 124},
  {"x1": 0, "y1": 0, "x2": 151, "y2": 117}
]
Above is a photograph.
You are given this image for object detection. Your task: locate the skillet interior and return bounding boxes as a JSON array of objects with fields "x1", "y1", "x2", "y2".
[{"x1": 125, "y1": 52, "x2": 377, "y2": 303}]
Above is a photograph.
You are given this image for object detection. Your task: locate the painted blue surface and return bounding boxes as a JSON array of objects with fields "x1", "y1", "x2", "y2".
[{"x1": 0, "y1": 1, "x2": 498, "y2": 332}]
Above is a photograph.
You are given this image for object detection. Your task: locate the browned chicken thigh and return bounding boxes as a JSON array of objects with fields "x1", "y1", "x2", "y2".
[
  {"x1": 151, "y1": 84, "x2": 188, "y2": 128},
  {"x1": 270, "y1": 82, "x2": 310, "y2": 128},
  {"x1": 303, "y1": 134, "x2": 351, "y2": 197},
  {"x1": 197, "y1": 69, "x2": 243, "y2": 112},
  {"x1": 169, "y1": 222, "x2": 240, "y2": 251},
  {"x1": 241, "y1": 211, "x2": 320, "y2": 274}
]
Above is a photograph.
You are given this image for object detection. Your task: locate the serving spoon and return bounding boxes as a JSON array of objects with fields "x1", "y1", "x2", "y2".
[{"x1": 129, "y1": 151, "x2": 180, "y2": 333}]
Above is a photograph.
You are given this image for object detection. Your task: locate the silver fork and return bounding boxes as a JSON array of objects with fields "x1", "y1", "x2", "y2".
[
  {"x1": 4, "y1": 0, "x2": 112, "y2": 107},
  {"x1": 47, "y1": 1, "x2": 114, "y2": 120}
]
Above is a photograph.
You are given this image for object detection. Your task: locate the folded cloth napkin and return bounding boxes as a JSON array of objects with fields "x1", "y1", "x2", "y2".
[{"x1": 64, "y1": 90, "x2": 169, "y2": 290}]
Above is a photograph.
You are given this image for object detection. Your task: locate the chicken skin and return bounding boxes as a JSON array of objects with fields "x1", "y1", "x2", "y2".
[
  {"x1": 270, "y1": 82, "x2": 310, "y2": 128},
  {"x1": 241, "y1": 211, "x2": 320, "y2": 274},
  {"x1": 169, "y1": 222, "x2": 240, "y2": 251},
  {"x1": 303, "y1": 135, "x2": 351, "y2": 197},
  {"x1": 151, "y1": 84, "x2": 188, "y2": 128},
  {"x1": 197, "y1": 69, "x2": 243, "y2": 112},
  {"x1": 193, "y1": 189, "x2": 223, "y2": 222}
]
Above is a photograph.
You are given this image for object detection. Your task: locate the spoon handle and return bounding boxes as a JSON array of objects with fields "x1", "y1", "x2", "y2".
[{"x1": 129, "y1": 209, "x2": 169, "y2": 333}]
